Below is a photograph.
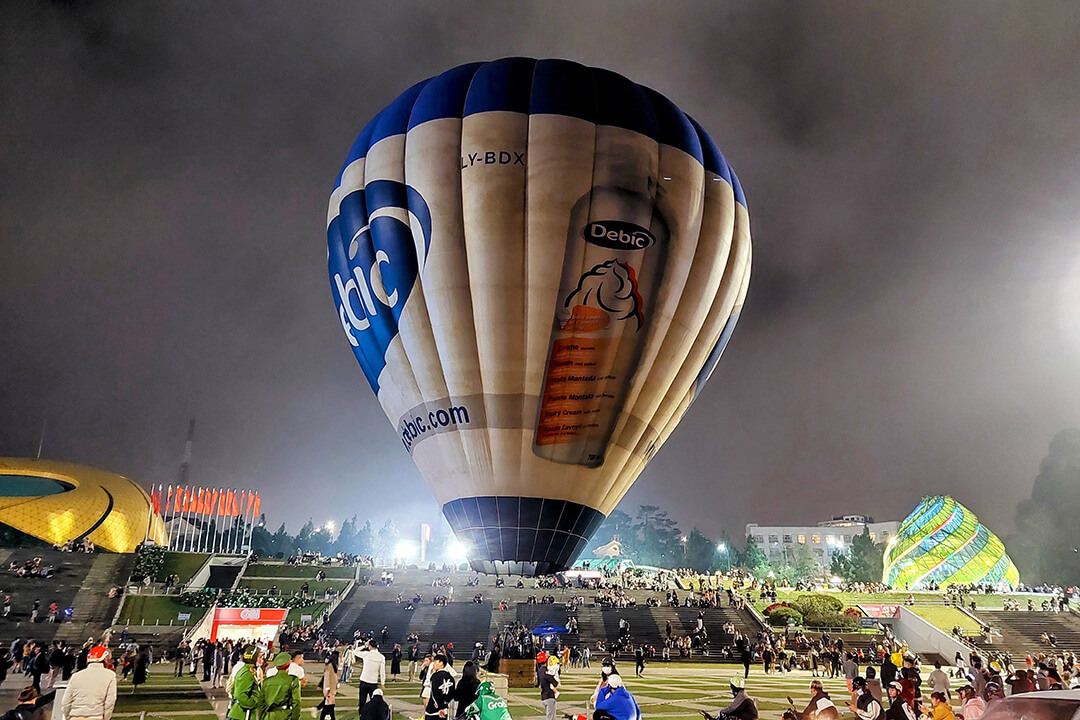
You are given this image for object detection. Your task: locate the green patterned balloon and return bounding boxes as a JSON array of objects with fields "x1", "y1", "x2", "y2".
[{"x1": 883, "y1": 496, "x2": 1020, "y2": 590}]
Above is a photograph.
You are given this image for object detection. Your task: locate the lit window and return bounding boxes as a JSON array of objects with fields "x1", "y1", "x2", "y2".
[
  {"x1": 798, "y1": 535, "x2": 806, "y2": 544},
  {"x1": 812, "y1": 535, "x2": 821, "y2": 544}
]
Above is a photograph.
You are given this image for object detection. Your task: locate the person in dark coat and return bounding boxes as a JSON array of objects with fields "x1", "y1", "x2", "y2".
[
  {"x1": 132, "y1": 647, "x2": 150, "y2": 693},
  {"x1": 880, "y1": 655, "x2": 898, "y2": 687},
  {"x1": 390, "y1": 644, "x2": 402, "y2": 682},
  {"x1": 359, "y1": 689, "x2": 390, "y2": 720},
  {"x1": 485, "y1": 644, "x2": 501, "y2": 674},
  {"x1": 453, "y1": 662, "x2": 481, "y2": 718},
  {"x1": 202, "y1": 641, "x2": 214, "y2": 682}
]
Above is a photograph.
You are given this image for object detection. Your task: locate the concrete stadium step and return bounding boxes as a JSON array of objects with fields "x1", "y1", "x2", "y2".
[
  {"x1": 971, "y1": 610, "x2": 1080, "y2": 657},
  {"x1": 0, "y1": 548, "x2": 99, "y2": 646},
  {"x1": 56, "y1": 553, "x2": 136, "y2": 644},
  {"x1": 431, "y1": 601, "x2": 492, "y2": 652}
]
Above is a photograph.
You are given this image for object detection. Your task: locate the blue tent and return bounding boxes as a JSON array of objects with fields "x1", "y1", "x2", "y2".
[{"x1": 532, "y1": 622, "x2": 568, "y2": 635}]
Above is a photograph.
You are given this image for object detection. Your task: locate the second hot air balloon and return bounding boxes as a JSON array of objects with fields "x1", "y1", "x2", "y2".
[{"x1": 327, "y1": 58, "x2": 751, "y2": 575}]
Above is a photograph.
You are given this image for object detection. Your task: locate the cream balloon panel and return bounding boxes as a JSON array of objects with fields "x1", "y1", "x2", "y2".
[{"x1": 327, "y1": 59, "x2": 750, "y2": 574}]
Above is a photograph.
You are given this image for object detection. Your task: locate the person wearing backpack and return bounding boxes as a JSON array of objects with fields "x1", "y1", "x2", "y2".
[{"x1": 228, "y1": 646, "x2": 264, "y2": 720}]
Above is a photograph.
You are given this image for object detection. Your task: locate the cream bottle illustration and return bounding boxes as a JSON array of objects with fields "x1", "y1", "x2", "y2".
[{"x1": 534, "y1": 139, "x2": 669, "y2": 467}]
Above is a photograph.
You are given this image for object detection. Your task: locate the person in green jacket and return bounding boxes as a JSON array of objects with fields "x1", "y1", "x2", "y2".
[
  {"x1": 228, "y1": 647, "x2": 264, "y2": 720},
  {"x1": 262, "y1": 653, "x2": 301, "y2": 720}
]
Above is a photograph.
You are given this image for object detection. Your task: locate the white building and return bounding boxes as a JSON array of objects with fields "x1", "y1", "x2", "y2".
[{"x1": 745, "y1": 514, "x2": 899, "y2": 568}]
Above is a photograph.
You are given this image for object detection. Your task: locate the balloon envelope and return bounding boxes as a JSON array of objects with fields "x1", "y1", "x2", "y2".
[{"x1": 327, "y1": 58, "x2": 751, "y2": 575}]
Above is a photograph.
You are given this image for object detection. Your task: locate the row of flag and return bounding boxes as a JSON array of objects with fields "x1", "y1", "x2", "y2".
[{"x1": 150, "y1": 486, "x2": 260, "y2": 519}]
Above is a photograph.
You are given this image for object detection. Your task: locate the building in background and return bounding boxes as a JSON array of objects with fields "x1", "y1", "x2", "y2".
[
  {"x1": 0, "y1": 458, "x2": 167, "y2": 552},
  {"x1": 746, "y1": 514, "x2": 899, "y2": 569},
  {"x1": 883, "y1": 495, "x2": 1019, "y2": 590}
]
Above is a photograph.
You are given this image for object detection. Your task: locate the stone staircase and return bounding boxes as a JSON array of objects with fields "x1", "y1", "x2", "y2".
[
  {"x1": 56, "y1": 553, "x2": 135, "y2": 644},
  {"x1": 970, "y1": 610, "x2": 1080, "y2": 657}
]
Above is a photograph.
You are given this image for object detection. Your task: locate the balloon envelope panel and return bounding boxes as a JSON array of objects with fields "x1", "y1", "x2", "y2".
[
  {"x1": 327, "y1": 59, "x2": 750, "y2": 574},
  {"x1": 883, "y1": 496, "x2": 1020, "y2": 590}
]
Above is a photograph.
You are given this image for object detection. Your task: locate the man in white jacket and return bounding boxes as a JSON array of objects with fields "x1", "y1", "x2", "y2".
[
  {"x1": 354, "y1": 640, "x2": 386, "y2": 710},
  {"x1": 62, "y1": 646, "x2": 117, "y2": 720}
]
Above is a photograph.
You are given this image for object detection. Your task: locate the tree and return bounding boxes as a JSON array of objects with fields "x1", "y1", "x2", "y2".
[
  {"x1": 335, "y1": 515, "x2": 360, "y2": 555},
  {"x1": 634, "y1": 505, "x2": 681, "y2": 567},
  {"x1": 356, "y1": 520, "x2": 375, "y2": 557},
  {"x1": 375, "y1": 519, "x2": 400, "y2": 559},
  {"x1": 296, "y1": 519, "x2": 315, "y2": 550},
  {"x1": 741, "y1": 535, "x2": 770, "y2": 578},
  {"x1": 1011, "y1": 429, "x2": 1080, "y2": 585},
  {"x1": 830, "y1": 528, "x2": 884, "y2": 583},
  {"x1": 683, "y1": 528, "x2": 716, "y2": 573}
]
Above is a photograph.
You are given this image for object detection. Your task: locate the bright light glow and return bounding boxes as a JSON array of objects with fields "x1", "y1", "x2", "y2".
[
  {"x1": 324, "y1": 520, "x2": 335, "y2": 533},
  {"x1": 831, "y1": 575, "x2": 843, "y2": 584},
  {"x1": 680, "y1": 536, "x2": 687, "y2": 543},
  {"x1": 717, "y1": 543, "x2": 727, "y2": 552},
  {"x1": 395, "y1": 540, "x2": 417, "y2": 560},
  {"x1": 447, "y1": 539, "x2": 469, "y2": 561}
]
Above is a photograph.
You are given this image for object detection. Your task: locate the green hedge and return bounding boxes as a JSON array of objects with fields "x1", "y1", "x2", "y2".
[{"x1": 766, "y1": 606, "x2": 803, "y2": 627}]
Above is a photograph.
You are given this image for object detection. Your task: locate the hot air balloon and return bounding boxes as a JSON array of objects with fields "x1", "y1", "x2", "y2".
[{"x1": 327, "y1": 58, "x2": 750, "y2": 575}]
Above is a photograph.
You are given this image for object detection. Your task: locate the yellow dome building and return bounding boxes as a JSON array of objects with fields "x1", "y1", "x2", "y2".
[{"x1": 0, "y1": 458, "x2": 167, "y2": 553}]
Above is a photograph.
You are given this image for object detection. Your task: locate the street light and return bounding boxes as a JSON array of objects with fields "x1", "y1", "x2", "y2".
[{"x1": 681, "y1": 535, "x2": 687, "y2": 563}]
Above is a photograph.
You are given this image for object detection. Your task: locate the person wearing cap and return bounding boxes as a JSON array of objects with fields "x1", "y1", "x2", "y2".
[
  {"x1": 884, "y1": 682, "x2": 915, "y2": 720},
  {"x1": 262, "y1": 652, "x2": 301, "y2": 720},
  {"x1": 359, "y1": 688, "x2": 391, "y2": 720},
  {"x1": 847, "y1": 677, "x2": 884, "y2": 720},
  {"x1": 227, "y1": 647, "x2": 264, "y2": 720},
  {"x1": 539, "y1": 656, "x2": 560, "y2": 720},
  {"x1": 701, "y1": 677, "x2": 757, "y2": 720},
  {"x1": 594, "y1": 674, "x2": 640, "y2": 720},
  {"x1": 61, "y1": 646, "x2": 117, "y2": 720},
  {"x1": 956, "y1": 686, "x2": 984, "y2": 720}
]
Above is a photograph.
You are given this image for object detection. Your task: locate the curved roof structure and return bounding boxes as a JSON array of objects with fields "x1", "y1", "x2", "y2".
[
  {"x1": 0, "y1": 458, "x2": 167, "y2": 553},
  {"x1": 883, "y1": 495, "x2": 1019, "y2": 590}
]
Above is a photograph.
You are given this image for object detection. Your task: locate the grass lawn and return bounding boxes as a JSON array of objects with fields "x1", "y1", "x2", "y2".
[
  {"x1": 117, "y1": 595, "x2": 207, "y2": 626},
  {"x1": 236, "y1": 577, "x2": 351, "y2": 594},
  {"x1": 911, "y1": 605, "x2": 982, "y2": 633},
  {"x1": 113, "y1": 665, "x2": 216, "y2": 717},
  {"x1": 286, "y1": 601, "x2": 329, "y2": 624},
  {"x1": 245, "y1": 563, "x2": 356, "y2": 579},
  {"x1": 156, "y1": 552, "x2": 210, "y2": 583}
]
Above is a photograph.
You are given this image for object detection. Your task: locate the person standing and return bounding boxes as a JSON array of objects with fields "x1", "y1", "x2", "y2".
[
  {"x1": 390, "y1": 644, "x2": 402, "y2": 682},
  {"x1": 320, "y1": 652, "x2": 339, "y2": 720},
  {"x1": 407, "y1": 643, "x2": 420, "y2": 682},
  {"x1": 423, "y1": 655, "x2": 455, "y2": 720},
  {"x1": 132, "y1": 646, "x2": 150, "y2": 694},
  {"x1": 843, "y1": 653, "x2": 860, "y2": 693},
  {"x1": 202, "y1": 640, "x2": 215, "y2": 682},
  {"x1": 540, "y1": 657, "x2": 560, "y2": 720},
  {"x1": 61, "y1": 647, "x2": 117, "y2": 720},
  {"x1": 227, "y1": 646, "x2": 264, "y2": 720},
  {"x1": 453, "y1": 662, "x2": 481, "y2": 718},
  {"x1": 928, "y1": 662, "x2": 950, "y2": 700},
  {"x1": 355, "y1": 640, "x2": 386, "y2": 710},
  {"x1": 174, "y1": 641, "x2": 188, "y2": 678},
  {"x1": 634, "y1": 646, "x2": 645, "y2": 677},
  {"x1": 263, "y1": 653, "x2": 301, "y2": 720}
]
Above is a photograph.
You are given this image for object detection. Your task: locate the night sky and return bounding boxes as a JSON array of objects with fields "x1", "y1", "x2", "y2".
[{"x1": 3, "y1": 2, "x2": 1079, "y2": 543}]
